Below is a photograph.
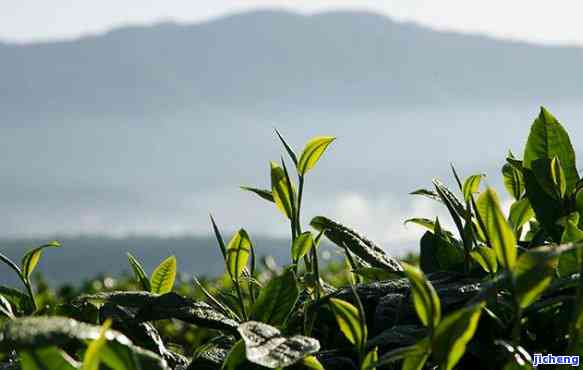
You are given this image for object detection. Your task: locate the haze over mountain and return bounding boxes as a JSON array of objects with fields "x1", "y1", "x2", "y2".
[{"x1": 1, "y1": 9, "x2": 583, "y2": 257}]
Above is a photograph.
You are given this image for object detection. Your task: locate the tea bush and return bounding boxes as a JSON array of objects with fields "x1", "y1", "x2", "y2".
[{"x1": 1, "y1": 107, "x2": 582, "y2": 369}]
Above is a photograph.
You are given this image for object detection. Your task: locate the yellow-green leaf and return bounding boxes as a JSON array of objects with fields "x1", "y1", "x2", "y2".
[
  {"x1": 401, "y1": 262, "x2": 441, "y2": 328},
  {"x1": 270, "y1": 161, "x2": 295, "y2": 219},
  {"x1": 297, "y1": 136, "x2": 335, "y2": 175},
  {"x1": 329, "y1": 298, "x2": 366, "y2": 347},
  {"x1": 82, "y1": 319, "x2": 112, "y2": 370},
  {"x1": 432, "y1": 303, "x2": 485, "y2": 370},
  {"x1": 361, "y1": 347, "x2": 378, "y2": 370},
  {"x1": 291, "y1": 232, "x2": 314, "y2": 262},
  {"x1": 470, "y1": 246, "x2": 498, "y2": 273},
  {"x1": 514, "y1": 246, "x2": 559, "y2": 309},
  {"x1": 127, "y1": 253, "x2": 151, "y2": 291},
  {"x1": 226, "y1": 229, "x2": 252, "y2": 280},
  {"x1": 150, "y1": 255, "x2": 177, "y2": 294},
  {"x1": 550, "y1": 156, "x2": 567, "y2": 198},
  {"x1": 476, "y1": 188, "x2": 517, "y2": 271},
  {"x1": 21, "y1": 241, "x2": 61, "y2": 281},
  {"x1": 508, "y1": 198, "x2": 534, "y2": 232},
  {"x1": 462, "y1": 174, "x2": 485, "y2": 201},
  {"x1": 302, "y1": 355, "x2": 325, "y2": 370}
]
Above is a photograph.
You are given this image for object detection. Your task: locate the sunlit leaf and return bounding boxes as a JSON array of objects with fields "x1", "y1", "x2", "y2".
[
  {"x1": 21, "y1": 241, "x2": 61, "y2": 281},
  {"x1": 83, "y1": 319, "x2": 112, "y2": 370},
  {"x1": 127, "y1": 253, "x2": 151, "y2": 292},
  {"x1": 508, "y1": 198, "x2": 534, "y2": 232},
  {"x1": 241, "y1": 186, "x2": 275, "y2": 203},
  {"x1": 0, "y1": 294, "x2": 15, "y2": 319},
  {"x1": 476, "y1": 188, "x2": 516, "y2": 270},
  {"x1": 150, "y1": 255, "x2": 176, "y2": 294},
  {"x1": 271, "y1": 161, "x2": 295, "y2": 219},
  {"x1": 250, "y1": 267, "x2": 299, "y2": 326},
  {"x1": 297, "y1": 136, "x2": 335, "y2": 175},
  {"x1": 20, "y1": 347, "x2": 79, "y2": 370},
  {"x1": 523, "y1": 106, "x2": 579, "y2": 193},
  {"x1": 514, "y1": 246, "x2": 560, "y2": 309},
  {"x1": 361, "y1": 347, "x2": 378, "y2": 370},
  {"x1": 401, "y1": 262, "x2": 441, "y2": 328},
  {"x1": 329, "y1": 298, "x2": 366, "y2": 346},
  {"x1": 292, "y1": 231, "x2": 314, "y2": 263},
  {"x1": 432, "y1": 303, "x2": 485, "y2": 370},
  {"x1": 462, "y1": 174, "x2": 485, "y2": 201},
  {"x1": 226, "y1": 229, "x2": 252, "y2": 280},
  {"x1": 470, "y1": 246, "x2": 498, "y2": 273}
]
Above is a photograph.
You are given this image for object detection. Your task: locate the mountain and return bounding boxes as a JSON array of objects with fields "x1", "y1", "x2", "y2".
[
  {"x1": 0, "y1": 9, "x2": 583, "y2": 254},
  {"x1": 2, "y1": 10, "x2": 583, "y2": 120}
]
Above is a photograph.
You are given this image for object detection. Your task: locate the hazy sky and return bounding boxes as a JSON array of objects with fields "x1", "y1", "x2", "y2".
[{"x1": 1, "y1": 0, "x2": 582, "y2": 45}]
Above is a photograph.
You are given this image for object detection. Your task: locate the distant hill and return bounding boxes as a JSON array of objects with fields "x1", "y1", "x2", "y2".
[{"x1": 2, "y1": 10, "x2": 583, "y2": 120}]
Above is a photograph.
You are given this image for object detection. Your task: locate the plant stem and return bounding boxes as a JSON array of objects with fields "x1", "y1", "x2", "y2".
[
  {"x1": 234, "y1": 277, "x2": 248, "y2": 321},
  {"x1": 297, "y1": 175, "x2": 305, "y2": 235},
  {"x1": 24, "y1": 281, "x2": 37, "y2": 313}
]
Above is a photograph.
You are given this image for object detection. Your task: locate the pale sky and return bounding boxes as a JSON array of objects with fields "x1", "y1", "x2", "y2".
[{"x1": 1, "y1": 0, "x2": 583, "y2": 45}]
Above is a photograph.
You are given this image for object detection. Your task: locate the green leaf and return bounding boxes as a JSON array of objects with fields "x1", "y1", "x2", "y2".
[
  {"x1": 476, "y1": 188, "x2": 517, "y2": 270},
  {"x1": 508, "y1": 198, "x2": 534, "y2": 232},
  {"x1": 297, "y1": 136, "x2": 335, "y2": 175},
  {"x1": 404, "y1": 218, "x2": 436, "y2": 232},
  {"x1": 502, "y1": 158, "x2": 525, "y2": 200},
  {"x1": 523, "y1": 106, "x2": 579, "y2": 193},
  {"x1": 401, "y1": 262, "x2": 441, "y2": 328},
  {"x1": 462, "y1": 174, "x2": 485, "y2": 201},
  {"x1": 361, "y1": 347, "x2": 378, "y2": 370},
  {"x1": 310, "y1": 216, "x2": 403, "y2": 272},
  {"x1": 353, "y1": 267, "x2": 398, "y2": 281},
  {"x1": 127, "y1": 253, "x2": 151, "y2": 291},
  {"x1": 432, "y1": 179, "x2": 466, "y2": 236},
  {"x1": 226, "y1": 229, "x2": 252, "y2": 280},
  {"x1": 329, "y1": 298, "x2": 366, "y2": 346},
  {"x1": 301, "y1": 356, "x2": 325, "y2": 370},
  {"x1": 292, "y1": 232, "x2": 314, "y2": 263},
  {"x1": 470, "y1": 246, "x2": 498, "y2": 273},
  {"x1": 410, "y1": 188, "x2": 440, "y2": 202},
  {"x1": 250, "y1": 267, "x2": 299, "y2": 326},
  {"x1": 20, "y1": 347, "x2": 80, "y2": 370},
  {"x1": 550, "y1": 156, "x2": 567, "y2": 198},
  {"x1": 21, "y1": 241, "x2": 61, "y2": 281},
  {"x1": 210, "y1": 214, "x2": 228, "y2": 260},
  {"x1": 222, "y1": 340, "x2": 254, "y2": 370},
  {"x1": 523, "y1": 167, "x2": 564, "y2": 241},
  {"x1": 241, "y1": 186, "x2": 275, "y2": 203},
  {"x1": 150, "y1": 255, "x2": 176, "y2": 294},
  {"x1": 238, "y1": 321, "x2": 320, "y2": 368},
  {"x1": 432, "y1": 303, "x2": 485, "y2": 370},
  {"x1": 0, "y1": 294, "x2": 15, "y2": 319},
  {"x1": 274, "y1": 128, "x2": 299, "y2": 166},
  {"x1": 374, "y1": 340, "x2": 429, "y2": 369},
  {"x1": 83, "y1": 319, "x2": 112, "y2": 370},
  {"x1": 514, "y1": 246, "x2": 559, "y2": 309},
  {"x1": 0, "y1": 285, "x2": 33, "y2": 314},
  {"x1": 271, "y1": 161, "x2": 295, "y2": 219},
  {"x1": 419, "y1": 229, "x2": 464, "y2": 274},
  {"x1": 558, "y1": 217, "x2": 583, "y2": 277}
]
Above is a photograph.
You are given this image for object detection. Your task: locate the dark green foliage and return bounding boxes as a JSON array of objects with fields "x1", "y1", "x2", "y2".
[{"x1": 2, "y1": 107, "x2": 583, "y2": 370}]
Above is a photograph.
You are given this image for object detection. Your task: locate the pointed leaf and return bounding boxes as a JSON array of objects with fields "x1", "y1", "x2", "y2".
[
  {"x1": 127, "y1": 253, "x2": 151, "y2": 291},
  {"x1": 0, "y1": 294, "x2": 15, "y2": 319},
  {"x1": 514, "y1": 246, "x2": 560, "y2": 309},
  {"x1": 297, "y1": 136, "x2": 335, "y2": 175},
  {"x1": 21, "y1": 241, "x2": 61, "y2": 280},
  {"x1": 401, "y1": 262, "x2": 441, "y2": 328},
  {"x1": 470, "y1": 246, "x2": 498, "y2": 273},
  {"x1": 404, "y1": 218, "x2": 436, "y2": 232},
  {"x1": 462, "y1": 174, "x2": 485, "y2": 201},
  {"x1": 502, "y1": 162, "x2": 525, "y2": 200},
  {"x1": 83, "y1": 319, "x2": 112, "y2": 370},
  {"x1": 241, "y1": 186, "x2": 275, "y2": 203},
  {"x1": 523, "y1": 106, "x2": 579, "y2": 192},
  {"x1": 508, "y1": 198, "x2": 534, "y2": 232},
  {"x1": 274, "y1": 128, "x2": 298, "y2": 166},
  {"x1": 250, "y1": 268, "x2": 299, "y2": 326},
  {"x1": 150, "y1": 255, "x2": 176, "y2": 294},
  {"x1": 329, "y1": 298, "x2": 366, "y2": 346},
  {"x1": 291, "y1": 232, "x2": 314, "y2": 262},
  {"x1": 226, "y1": 229, "x2": 252, "y2": 279},
  {"x1": 476, "y1": 188, "x2": 517, "y2": 270},
  {"x1": 271, "y1": 161, "x2": 295, "y2": 219}
]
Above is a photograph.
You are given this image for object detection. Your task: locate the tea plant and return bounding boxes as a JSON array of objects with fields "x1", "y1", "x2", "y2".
[{"x1": 0, "y1": 107, "x2": 582, "y2": 369}]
